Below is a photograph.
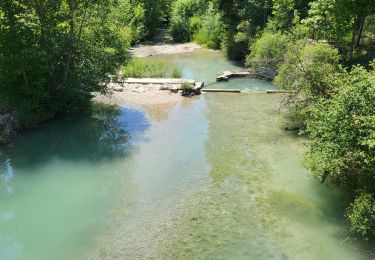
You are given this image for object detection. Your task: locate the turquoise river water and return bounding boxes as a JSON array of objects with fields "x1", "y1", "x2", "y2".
[{"x1": 0, "y1": 49, "x2": 371, "y2": 259}]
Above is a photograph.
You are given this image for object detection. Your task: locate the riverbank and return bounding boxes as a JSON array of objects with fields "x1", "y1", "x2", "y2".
[{"x1": 92, "y1": 83, "x2": 185, "y2": 107}]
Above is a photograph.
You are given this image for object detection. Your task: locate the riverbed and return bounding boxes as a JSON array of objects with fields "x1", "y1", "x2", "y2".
[{"x1": 0, "y1": 49, "x2": 369, "y2": 259}]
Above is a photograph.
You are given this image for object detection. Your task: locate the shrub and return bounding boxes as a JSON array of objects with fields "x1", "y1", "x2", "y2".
[
  {"x1": 305, "y1": 66, "x2": 375, "y2": 237},
  {"x1": 193, "y1": 4, "x2": 224, "y2": 49},
  {"x1": 181, "y1": 82, "x2": 194, "y2": 96},
  {"x1": 347, "y1": 193, "x2": 375, "y2": 237},
  {"x1": 121, "y1": 58, "x2": 182, "y2": 78},
  {"x1": 169, "y1": 0, "x2": 208, "y2": 42},
  {"x1": 246, "y1": 31, "x2": 290, "y2": 71}
]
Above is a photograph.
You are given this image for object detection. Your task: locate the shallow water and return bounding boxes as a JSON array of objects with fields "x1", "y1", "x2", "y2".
[
  {"x1": 0, "y1": 49, "x2": 370, "y2": 259},
  {"x1": 150, "y1": 49, "x2": 276, "y2": 92}
]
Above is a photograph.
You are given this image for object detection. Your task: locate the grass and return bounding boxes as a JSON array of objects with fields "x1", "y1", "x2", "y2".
[
  {"x1": 181, "y1": 81, "x2": 194, "y2": 96},
  {"x1": 121, "y1": 58, "x2": 182, "y2": 78}
]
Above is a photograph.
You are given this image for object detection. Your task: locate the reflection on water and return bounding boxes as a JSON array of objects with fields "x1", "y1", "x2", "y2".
[
  {"x1": 1, "y1": 105, "x2": 150, "y2": 168},
  {"x1": 0, "y1": 159, "x2": 15, "y2": 194},
  {"x1": 0, "y1": 104, "x2": 151, "y2": 260}
]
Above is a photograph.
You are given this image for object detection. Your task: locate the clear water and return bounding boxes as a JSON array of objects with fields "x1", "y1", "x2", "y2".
[
  {"x1": 0, "y1": 49, "x2": 371, "y2": 259},
  {"x1": 150, "y1": 49, "x2": 276, "y2": 92}
]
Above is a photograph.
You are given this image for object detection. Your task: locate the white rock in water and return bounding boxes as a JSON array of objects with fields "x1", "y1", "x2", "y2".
[{"x1": 113, "y1": 86, "x2": 123, "y2": 92}]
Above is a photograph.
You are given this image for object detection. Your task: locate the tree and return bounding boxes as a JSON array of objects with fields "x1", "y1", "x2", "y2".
[
  {"x1": 215, "y1": 0, "x2": 271, "y2": 60},
  {"x1": 274, "y1": 42, "x2": 340, "y2": 125},
  {"x1": 269, "y1": 0, "x2": 295, "y2": 32},
  {"x1": 0, "y1": 0, "x2": 132, "y2": 127},
  {"x1": 246, "y1": 31, "x2": 290, "y2": 71},
  {"x1": 304, "y1": 65, "x2": 375, "y2": 237},
  {"x1": 303, "y1": 0, "x2": 375, "y2": 59},
  {"x1": 169, "y1": 0, "x2": 206, "y2": 42}
]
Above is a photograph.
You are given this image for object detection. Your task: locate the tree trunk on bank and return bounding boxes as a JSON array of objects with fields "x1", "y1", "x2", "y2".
[
  {"x1": 355, "y1": 17, "x2": 365, "y2": 47},
  {"x1": 350, "y1": 15, "x2": 364, "y2": 60}
]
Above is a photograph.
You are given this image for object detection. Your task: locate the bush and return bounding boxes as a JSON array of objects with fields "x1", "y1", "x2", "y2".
[
  {"x1": 181, "y1": 82, "x2": 194, "y2": 96},
  {"x1": 276, "y1": 42, "x2": 340, "y2": 95},
  {"x1": 274, "y1": 42, "x2": 341, "y2": 126},
  {"x1": 246, "y1": 31, "x2": 290, "y2": 71},
  {"x1": 169, "y1": 0, "x2": 209, "y2": 42},
  {"x1": 193, "y1": 4, "x2": 224, "y2": 49},
  {"x1": 121, "y1": 58, "x2": 182, "y2": 78},
  {"x1": 0, "y1": 1, "x2": 133, "y2": 129},
  {"x1": 305, "y1": 66, "x2": 375, "y2": 237},
  {"x1": 347, "y1": 193, "x2": 375, "y2": 237}
]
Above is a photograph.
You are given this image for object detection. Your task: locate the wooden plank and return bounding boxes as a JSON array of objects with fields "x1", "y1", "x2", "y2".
[{"x1": 202, "y1": 89, "x2": 241, "y2": 93}]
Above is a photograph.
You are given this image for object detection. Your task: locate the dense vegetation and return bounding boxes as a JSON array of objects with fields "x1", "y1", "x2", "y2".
[
  {"x1": 1, "y1": 0, "x2": 374, "y2": 241},
  {"x1": 0, "y1": 0, "x2": 170, "y2": 129}
]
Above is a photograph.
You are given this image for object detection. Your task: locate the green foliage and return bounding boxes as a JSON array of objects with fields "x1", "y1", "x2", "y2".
[
  {"x1": 121, "y1": 58, "x2": 182, "y2": 78},
  {"x1": 274, "y1": 42, "x2": 341, "y2": 127},
  {"x1": 216, "y1": 0, "x2": 270, "y2": 60},
  {"x1": 133, "y1": 0, "x2": 173, "y2": 38},
  {"x1": 302, "y1": 0, "x2": 351, "y2": 41},
  {"x1": 193, "y1": 4, "x2": 224, "y2": 49},
  {"x1": 347, "y1": 192, "x2": 375, "y2": 237},
  {"x1": 0, "y1": 0, "x2": 136, "y2": 127},
  {"x1": 181, "y1": 81, "x2": 194, "y2": 96},
  {"x1": 269, "y1": 0, "x2": 296, "y2": 32},
  {"x1": 302, "y1": 0, "x2": 375, "y2": 60},
  {"x1": 246, "y1": 31, "x2": 290, "y2": 71},
  {"x1": 304, "y1": 66, "x2": 375, "y2": 237},
  {"x1": 169, "y1": 0, "x2": 205, "y2": 42},
  {"x1": 305, "y1": 66, "x2": 375, "y2": 186}
]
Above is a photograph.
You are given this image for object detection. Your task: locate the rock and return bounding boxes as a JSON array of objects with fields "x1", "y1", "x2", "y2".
[
  {"x1": 0, "y1": 112, "x2": 19, "y2": 144},
  {"x1": 113, "y1": 86, "x2": 123, "y2": 92}
]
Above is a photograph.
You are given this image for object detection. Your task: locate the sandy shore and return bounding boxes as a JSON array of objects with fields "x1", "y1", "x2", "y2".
[
  {"x1": 92, "y1": 83, "x2": 184, "y2": 107},
  {"x1": 129, "y1": 42, "x2": 201, "y2": 57},
  {"x1": 92, "y1": 82, "x2": 200, "y2": 122}
]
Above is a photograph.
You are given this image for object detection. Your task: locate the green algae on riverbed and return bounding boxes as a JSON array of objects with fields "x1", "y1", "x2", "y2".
[{"x1": 156, "y1": 93, "x2": 363, "y2": 260}]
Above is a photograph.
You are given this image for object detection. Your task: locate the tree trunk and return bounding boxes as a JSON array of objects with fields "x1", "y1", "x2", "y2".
[
  {"x1": 350, "y1": 15, "x2": 367, "y2": 59},
  {"x1": 22, "y1": 71, "x2": 29, "y2": 93},
  {"x1": 355, "y1": 17, "x2": 365, "y2": 47},
  {"x1": 349, "y1": 24, "x2": 356, "y2": 60}
]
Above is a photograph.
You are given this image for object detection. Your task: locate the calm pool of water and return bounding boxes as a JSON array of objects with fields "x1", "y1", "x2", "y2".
[{"x1": 0, "y1": 49, "x2": 370, "y2": 259}]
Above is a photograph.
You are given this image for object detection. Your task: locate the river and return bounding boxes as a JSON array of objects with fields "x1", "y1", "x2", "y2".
[{"x1": 0, "y1": 49, "x2": 368, "y2": 259}]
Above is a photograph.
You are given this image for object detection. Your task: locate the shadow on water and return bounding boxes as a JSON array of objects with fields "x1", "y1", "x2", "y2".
[{"x1": 0, "y1": 104, "x2": 150, "y2": 169}]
